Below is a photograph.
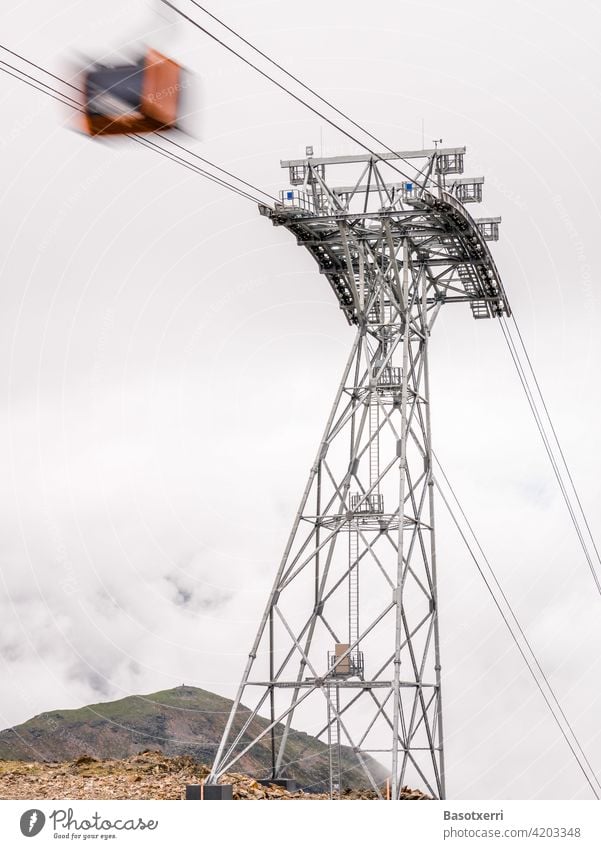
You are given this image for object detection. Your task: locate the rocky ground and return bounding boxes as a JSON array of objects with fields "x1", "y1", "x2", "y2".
[{"x1": 0, "y1": 750, "x2": 430, "y2": 800}]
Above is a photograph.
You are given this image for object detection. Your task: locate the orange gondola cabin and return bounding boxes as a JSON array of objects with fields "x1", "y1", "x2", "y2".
[{"x1": 82, "y1": 48, "x2": 182, "y2": 136}]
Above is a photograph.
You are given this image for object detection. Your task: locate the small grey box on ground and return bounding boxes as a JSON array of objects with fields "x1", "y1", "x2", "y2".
[
  {"x1": 185, "y1": 784, "x2": 201, "y2": 800},
  {"x1": 203, "y1": 784, "x2": 233, "y2": 800}
]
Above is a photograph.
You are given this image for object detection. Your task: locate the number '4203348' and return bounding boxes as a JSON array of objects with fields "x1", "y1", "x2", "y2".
[{"x1": 531, "y1": 827, "x2": 581, "y2": 838}]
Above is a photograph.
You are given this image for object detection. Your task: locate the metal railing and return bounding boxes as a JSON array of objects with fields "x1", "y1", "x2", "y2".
[
  {"x1": 328, "y1": 650, "x2": 364, "y2": 679},
  {"x1": 349, "y1": 492, "x2": 384, "y2": 514}
]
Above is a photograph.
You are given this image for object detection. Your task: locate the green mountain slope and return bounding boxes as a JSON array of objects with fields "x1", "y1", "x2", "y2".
[{"x1": 0, "y1": 686, "x2": 386, "y2": 791}]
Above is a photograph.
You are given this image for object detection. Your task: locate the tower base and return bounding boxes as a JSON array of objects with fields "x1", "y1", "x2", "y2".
[{"x1": 185, "y1": 783, "x2": 233, "y2": 800}]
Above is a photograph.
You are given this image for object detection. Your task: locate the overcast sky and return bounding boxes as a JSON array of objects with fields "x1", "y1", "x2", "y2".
[{"x1": 0, "y1": 0, "x2": 600, "y2": 800}]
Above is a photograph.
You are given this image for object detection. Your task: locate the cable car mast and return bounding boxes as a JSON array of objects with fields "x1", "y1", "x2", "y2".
[{"x1": 208, "y1": 145, "x2": 508, "y2": 800}]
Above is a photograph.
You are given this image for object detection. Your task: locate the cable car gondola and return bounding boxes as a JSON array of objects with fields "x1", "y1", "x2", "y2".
[{"x1": 82, "y1": 48, "x2": 182, "y2": 137}]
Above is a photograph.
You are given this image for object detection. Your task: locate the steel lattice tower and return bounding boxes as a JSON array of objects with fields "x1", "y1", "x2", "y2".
[{"x1": 208, "y1": 146, "x2": 510, "y2": 800}]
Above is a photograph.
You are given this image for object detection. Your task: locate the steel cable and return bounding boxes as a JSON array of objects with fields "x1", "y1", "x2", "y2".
[
  {"x1": 509, "y1": 314, "x2": 601, "y2": 570},
  {"x1": 0, "y1": 47, "x2": 275, "y2": 206},
  {"x1": 159, "y1": 0, "x2": 422, "y2": 186},
  {"x1": 500, "y1": 318, "x2": 601, "y2": 596},
  {"x1": 434, "y1": 459, "x2": 600, "y2": 798},
  {"x1": 185, "y1": 0, "x2": 427, "y2": 170}
]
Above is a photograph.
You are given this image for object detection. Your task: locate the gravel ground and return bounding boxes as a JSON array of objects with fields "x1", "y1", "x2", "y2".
[{"x1": 0, "y1": 751, "x2": 431, "y2": 800}]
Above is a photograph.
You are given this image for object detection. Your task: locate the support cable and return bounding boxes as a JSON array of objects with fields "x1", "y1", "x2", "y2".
[
  {"x1": 433, "y1": 458, "x2": 601, "y2": 799},
  {"x1": 499, "y1": 318, "x2": 601, "y2": 596},
  {"x1": 185, "y1": 0, "x2": 424, "y2": 170},
  {"x1": 0, "y1": 47, "x2": 275, "y2": 206},
  {"x1": 0, "y1": 62, "x2": 76, "y2": 110},
  {"x1": 508, "y1": 314, "x2": 601, "y2": 572},
  {"x1": 0, "y1": 68, "x2": 266, "y2": 205},
  {"x1": 158, "y1": 134, "x2": 278, "y2": 202},
  {"x1": 159, "y1": 0, "x2": 420, "y2": 186}
]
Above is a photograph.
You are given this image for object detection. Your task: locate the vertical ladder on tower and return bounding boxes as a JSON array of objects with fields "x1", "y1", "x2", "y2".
[
  {"x1": 349, "y1": 526, "x2": 359, "y2": 652},
  {"x1": 369, "y1": 391, "x2": 380, "y2": 492},
  {"x1": 327, "y1": 683, "x2": 341, "y2": 798}
]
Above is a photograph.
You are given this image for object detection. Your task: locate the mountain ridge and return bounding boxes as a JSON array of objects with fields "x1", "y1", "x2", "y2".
[{"x1": 0, "y1": 685, "x2": 386, "y2": 791}]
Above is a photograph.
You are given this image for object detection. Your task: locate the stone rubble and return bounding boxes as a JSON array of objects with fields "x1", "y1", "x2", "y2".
[{"x1": 0, "y1": 750, "x2": 431, "y2": 800}]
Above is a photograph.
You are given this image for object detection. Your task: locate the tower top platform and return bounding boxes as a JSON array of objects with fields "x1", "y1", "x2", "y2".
[{"x1": 260, "y1": 145, "x2": 510, "y2": 323}]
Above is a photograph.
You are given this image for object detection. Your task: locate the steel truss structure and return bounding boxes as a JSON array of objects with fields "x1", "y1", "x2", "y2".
[{"x1": 208, "y1": 146, "x2": 510, "y2": 800}]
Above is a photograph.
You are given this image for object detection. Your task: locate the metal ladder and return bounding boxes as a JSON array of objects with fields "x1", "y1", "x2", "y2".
[
  {"x1": 349, "y1": 525, "x2": 359, "y2": 651},
  {"x1": 369, "y1": 391, "x2": 380, "y2": 493},
  {"x1": 327, "y1": 683, "x2": 341, "y2": 798}
]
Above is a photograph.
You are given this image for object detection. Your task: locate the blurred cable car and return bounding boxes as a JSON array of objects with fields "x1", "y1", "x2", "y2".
[{"x1": 83, "y1": 48, "x2": 182, "y2": 137}]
